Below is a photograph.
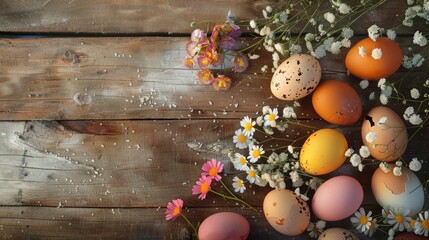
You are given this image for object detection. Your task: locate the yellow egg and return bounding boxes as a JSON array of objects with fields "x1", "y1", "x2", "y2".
[{"x1": 300, "y1": 129, "x2": 348, "y2": 175}]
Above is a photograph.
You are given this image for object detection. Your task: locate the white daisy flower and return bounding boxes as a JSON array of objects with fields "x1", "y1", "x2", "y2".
[
  {"x1": 351, "y1": 207, "x2": 373, "y2": 232},
  {"x1": 233, "y1": 129, "x2": 251, "y2": 149},
  {"x1": 240, "y1": 116, "x2": 256, "y2": 137},
  {"x1": 365, "y1": 219, "x2": 378, "y2": 237},
  {"x1": 307, "y1": 220, "x2": 325, "y2": 238},
  {"x1": 264, "y1": 107, "x2": 279, "y2": 127},
  {"x1": 233, "y1": 153, "x2": 250, "y2": 171},
  {"x1": 410, "y1": 88, "x2": 420, "y2": 99},
  {"x1": 248, "y1": 145, "x2": 265, "y2": 163},
  {"x1": 359, "y1": 145, "x2": 371, "y2": 158},
  {"x1": 409, "y1": 157, "x2": 422, "y2": 171},
  {"x1": 414, "y1": 211, "x2": 429, "y2": 237},
  {"x1": 358, "y1": 46, "x2": 366, "y2": 57},
  {"x1": 387, "y1": 208, "x2": 412, "y2": 231},
  {"x1": 371, "y1": 48, "x2": 383, "y2": 59},
  {"x1": 232, "y1": 176, "x2": 246, "y2": 193},
  {"x1": 246, "y1": 166, "x2": 259, "y2": 184},
  {"x1": 388, "y1": 228, "x2": 395, "y2": 240},
  {"x1": 365, "y1": 132, "x2": 377, "y2": 143}
]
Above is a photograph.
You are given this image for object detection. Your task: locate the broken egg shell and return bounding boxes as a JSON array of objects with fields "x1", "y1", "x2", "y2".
[
  {"x1": 312, "y1": 176, "x2": 363, "y2": 221},
  {"x1": 318, "y1": 228, "x2": 358, "y2": 240},
  {"x1": 361, "y1": 106, "x2": 408, "y2": 162},
  {"x1": 372, "y1": 165, "x2": 424, "y2": 217},
  {"x1": 263, "y1": 189, "x2": 310, "y2": 236},
  {"x1": 312, "y1": 80, "x2": 362, "y2": 126},
  {"x1": 198, "y1": 212, "x2": 250, "y2": 240},
  {"x1": 271, "y1": 54, "x2": 321, "y2": 101},
  {"x1": 300, "y1": 128, "x2": 348, "y2": 175}
]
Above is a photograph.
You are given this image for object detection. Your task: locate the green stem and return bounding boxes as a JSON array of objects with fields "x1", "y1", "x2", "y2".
[
  {"x1": 210, "y1": 189, "x2": 259, "y2": 213},
  {"x1": 181, "y1": 214, "x2": 199, "y2": 239}
]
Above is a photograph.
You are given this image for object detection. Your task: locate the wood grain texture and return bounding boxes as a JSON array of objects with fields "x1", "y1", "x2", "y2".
[
  {"x1": 0, "y1": 0, "x2": 420, "y2": 35},
  {"x1": 0, "y1": 37, "x2": 427, "y2": 121}
]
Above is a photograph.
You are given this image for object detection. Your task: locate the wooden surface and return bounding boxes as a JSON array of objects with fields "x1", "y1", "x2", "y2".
[{"x1": 0, "y1": 1, "x2": 428, "y2": 240}]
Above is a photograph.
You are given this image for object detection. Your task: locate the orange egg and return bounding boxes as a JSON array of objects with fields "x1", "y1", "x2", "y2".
[
  {"x1": 345, "y1": 37, "x2": 402, "y2": 80},
  {"x1": 312, "y1": 80, "x2": 362, "y2": 126}
]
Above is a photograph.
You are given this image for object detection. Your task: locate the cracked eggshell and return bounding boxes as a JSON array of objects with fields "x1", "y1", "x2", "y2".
[
  {"x1": 372, "y1": 165, "x2": 424, "y2": 216},
  {"x1": 198, "y1": 212, "x2": 250, "y2": 240},
  {"x1": 361, "y1": 106, "x2": 408, "y2": 162},
  {"x1": 271, "y1": 54, "x2": 321, "y2": 101},
  {"x1": 345, "y1": 37, "x2": 403, "y2": 80},
  {"x1": 312, "y1": 176, "x2": 363, "y2": 221},
  {"x1": 300, "y1": 129, "x2": 348, "y2": 175},
  {"x1": 312, "y1": 80, "x2": 362, "y2": 126},
  {"x1": 318, "y1": 228, "x2": 358, "y2": 240},
  {"x1": 263, "y1": 189, "x2": 310, "y2": 236}
]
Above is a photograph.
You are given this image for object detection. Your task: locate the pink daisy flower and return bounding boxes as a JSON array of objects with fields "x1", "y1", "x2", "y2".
[
  {"x1": 197, "y1": 69, "x2": 214, "y2": 85},
  {"x1": 201, "y1": 159, "x2": 224, "y2": 181},
  {"x1": 232, "y1": 52, "x2": 249, "y2": 72},
  {"x1": 192, "y1": 175, "x2": 212, "y2": 200},
  {"x1": 165, "y1": 199, "x2": 183, "y2": 221},
  {"x1": 212, "y1": 75, "x2": 232, "y2": 91}
]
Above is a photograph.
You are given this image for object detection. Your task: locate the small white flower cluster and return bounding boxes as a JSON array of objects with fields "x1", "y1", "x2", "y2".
[
  {"x1": 352, "y1": 207, "x2": 429, "y2": 238},
  {"x1": 403, "y1": 0, "x2": 429, "y2": 27},
  {"x1": 361, "y1": 24, "x2": 399, "y2": 60},
  {"x1": 403, "y1": 106, "x2": 423, "y2": 126},
  {"x1": 345, "y1": 146, "x2": 370, "y2": 172}
]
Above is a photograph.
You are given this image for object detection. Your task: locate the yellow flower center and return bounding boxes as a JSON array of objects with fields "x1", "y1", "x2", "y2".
[
  {"x1": 245, "y1": 122, "x2": 253, "y2": 131},
  {"x1": 239, "y1": 157, "x2": 246, "y2": 165},
  {"x1": 252, "y1": 149, "x2": 261, "y2": 158},
  {"x1": 237, "y1": 134, "x2": 246, "y2": 143},
  {"x1": 218, "y1": 80, "x2": 227, "y2": 88},
  {"x1": 237, "y1": 58, "x2": 245, "y2": 67},
  {"x1": 369, "y1": 221, "x2": 375, "y2": 229},
  {"x1": 395, "y1": 215, "x2": 404, "y2": 223},
  {"x1": 249, "y1": 170, "x2": 256, "y2": 178},
  {"x1": 237, "y1": 179, "x2": 244, "y2": 187},
  {"x1": 202, "y1": 58, "x2": 209, "y2": 65},
  {"x1": 268, "y1": 113, "x2": 276, "y2": 121},
  {"x1": 209, "y1": 167, "x2": 218, "y2": 177},
  {"x1": 360, "y1": 215, "x2": 368, "y2": 225},
  {"x1": 410, "y1": 219, "x2": 417, "y2": 229},
  {"x1": 185, "y1": 58, "x2": 193, "y2": 67},
  {"x1": 423, "y1": 219, "x2": 429, "y2": 230},
  {"x1": 200, "y1": 182, "x2": 210, "y2": 194},
  {"x1": 173, "y1": 206, "x2": 181, "y2": 217}
]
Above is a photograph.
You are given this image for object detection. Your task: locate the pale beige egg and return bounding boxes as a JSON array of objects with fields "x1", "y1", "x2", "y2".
[
  {"x1": 318, "y1": 228, "x2": 358, "y2": 240},
  {"x1": 271, "y1": 54, "x2": 321, "y2": 100}
]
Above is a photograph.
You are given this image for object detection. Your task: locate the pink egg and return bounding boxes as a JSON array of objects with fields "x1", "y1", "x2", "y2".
[
  {"x1": 198, "y1": 212, "x2": 250, "y2": 240},
  {"x1": 312, "y1": 176, "x2": 363, "y2": 221}
]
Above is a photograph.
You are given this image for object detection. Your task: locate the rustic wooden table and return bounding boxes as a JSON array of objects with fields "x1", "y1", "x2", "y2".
[{"x1": 0, "y1": 1, "x2": 427, "y2": 240}]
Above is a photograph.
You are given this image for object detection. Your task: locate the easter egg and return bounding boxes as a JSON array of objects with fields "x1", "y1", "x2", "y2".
[
  {"x1": 318, "y1": 228, "x2": 358, "y2": 240},
  {"x1": 312, "y1": 176, "x2": 363, "y2": 221},
  {"x1": 361, "y1": 106, "x2": 408, "y2": 162},
  {"x1": 394, "y1": 232, "x2": 428, "y2": 240},
  {"x1": 263, "y1": 189, "x2": 310, "y2": 236},
  {"x1": 312, "y1": 80, "x2": 362, "y2": 126},
  {"x1": 345, "y1": 37, "x2": 402, "y2": 80},
  {"x1": 300, "y1": 128, "x2": 348, "y2": 175},
  {"x1": 198, "y1": 212, "x2": 250, "y2": 240},
  {"x1": 372, "y1": 165, "x2": 424, "y2": 216},
  {"x1": 271, "y1": 54, "x2": 321, "y2": 100}
]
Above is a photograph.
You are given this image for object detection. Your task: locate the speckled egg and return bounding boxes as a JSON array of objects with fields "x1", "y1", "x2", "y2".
[
  {"x1": 318, "y1": 228, "x2": 358, "y2": 240},
  {"x1": 346, "y1": 37, "x2": 403, "y2": 80},
  {"x1": 300, "y1": 129, "x2": 348, "y2": 175},
  {"x1": 198, "y1": 212, "x2": 250, "y2": 240},
  {"x1": 372, "y1": 165, "x2": 424, "y2": 216},
  {"x1": 263, "y1": 189, "x2": 310, "y2": 236},
  {"x1": 394, "y1": 232, "x2": 428, "y2": 240},
  {"x1": 312, "y1": 176, "x2": 363, "y2": 221},
  {"x1": 271, "y1": 54, "x2": 321, "y2": 100},
  {"x1": 312, "y1": 80, "x2": 362, "y2": 126},
  {"x1": 361, "y1": 106, "x2": 408, "y2": 162}
]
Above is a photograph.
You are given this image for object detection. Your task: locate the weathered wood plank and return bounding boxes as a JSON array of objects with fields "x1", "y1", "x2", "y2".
[
  {"x1": 0, "y1": 120, "x2": 427, "y2": 209},
  {"x1": 0, "y1": 0, "x2": 420, "y2": 35},
  {"x1": 0, "y1": 37, "x2": 427, "y2": 121}
]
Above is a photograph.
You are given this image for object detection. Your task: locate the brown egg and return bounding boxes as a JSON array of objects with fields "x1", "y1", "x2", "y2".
[
  {"x1": 263, "y1": 189, "x2": 310, "y2": 236},
  {"x1": 318, "y1": 228, "x2": 358, "y2": 240},
  {"x1": 271, "y1": 54, "x2": 321, "y2": 100},
  {"x1": 312, "y1": 80, "x2": 362, "y2": 125},
  {"x1": 361, "y1": 106, "x2": 407, "y2": 162},
  {"x1": 345, "y1": 37, "x2": 402, "y2": 80},
  {"x1": 394, "y1": 232, "x2": 428, "y2": 240}
]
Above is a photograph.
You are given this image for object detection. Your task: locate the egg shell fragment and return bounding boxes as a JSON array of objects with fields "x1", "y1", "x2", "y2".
[
  {"x1": 263, "y1": 189, "x2": 310, "y2": 236},
  {"x1": 312, "y1": 80, "x2": 362, "y2": 126},
  {"x1": 271, "y1": 54, "x2": 321, "y2": 101},
  {"x1": 371, "y1": 165, "x2": 424, "y2": 216},
  {"x1": 318, "y1": 228, "x2": 358, "y2": 240},
  {"x1": 361, "y1": 106, "x2": 408, "y2": 162},
  {"x1": 198, "y1": 212, "x2": 250, "y2": 240},
  {"x1": 300, "y1": 128, "x2": 348, "y2": 175},
  {"x1": 345, "y1": 37, "x2": 403, "y2": 80},
  {"x1": 312, "y1": 176, "x2": 363, "y2": 221}
]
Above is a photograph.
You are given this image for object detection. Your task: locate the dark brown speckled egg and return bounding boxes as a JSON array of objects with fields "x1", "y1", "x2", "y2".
[{"x1": 318, "y1": 228, "x2": 358, "y2": 240}]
